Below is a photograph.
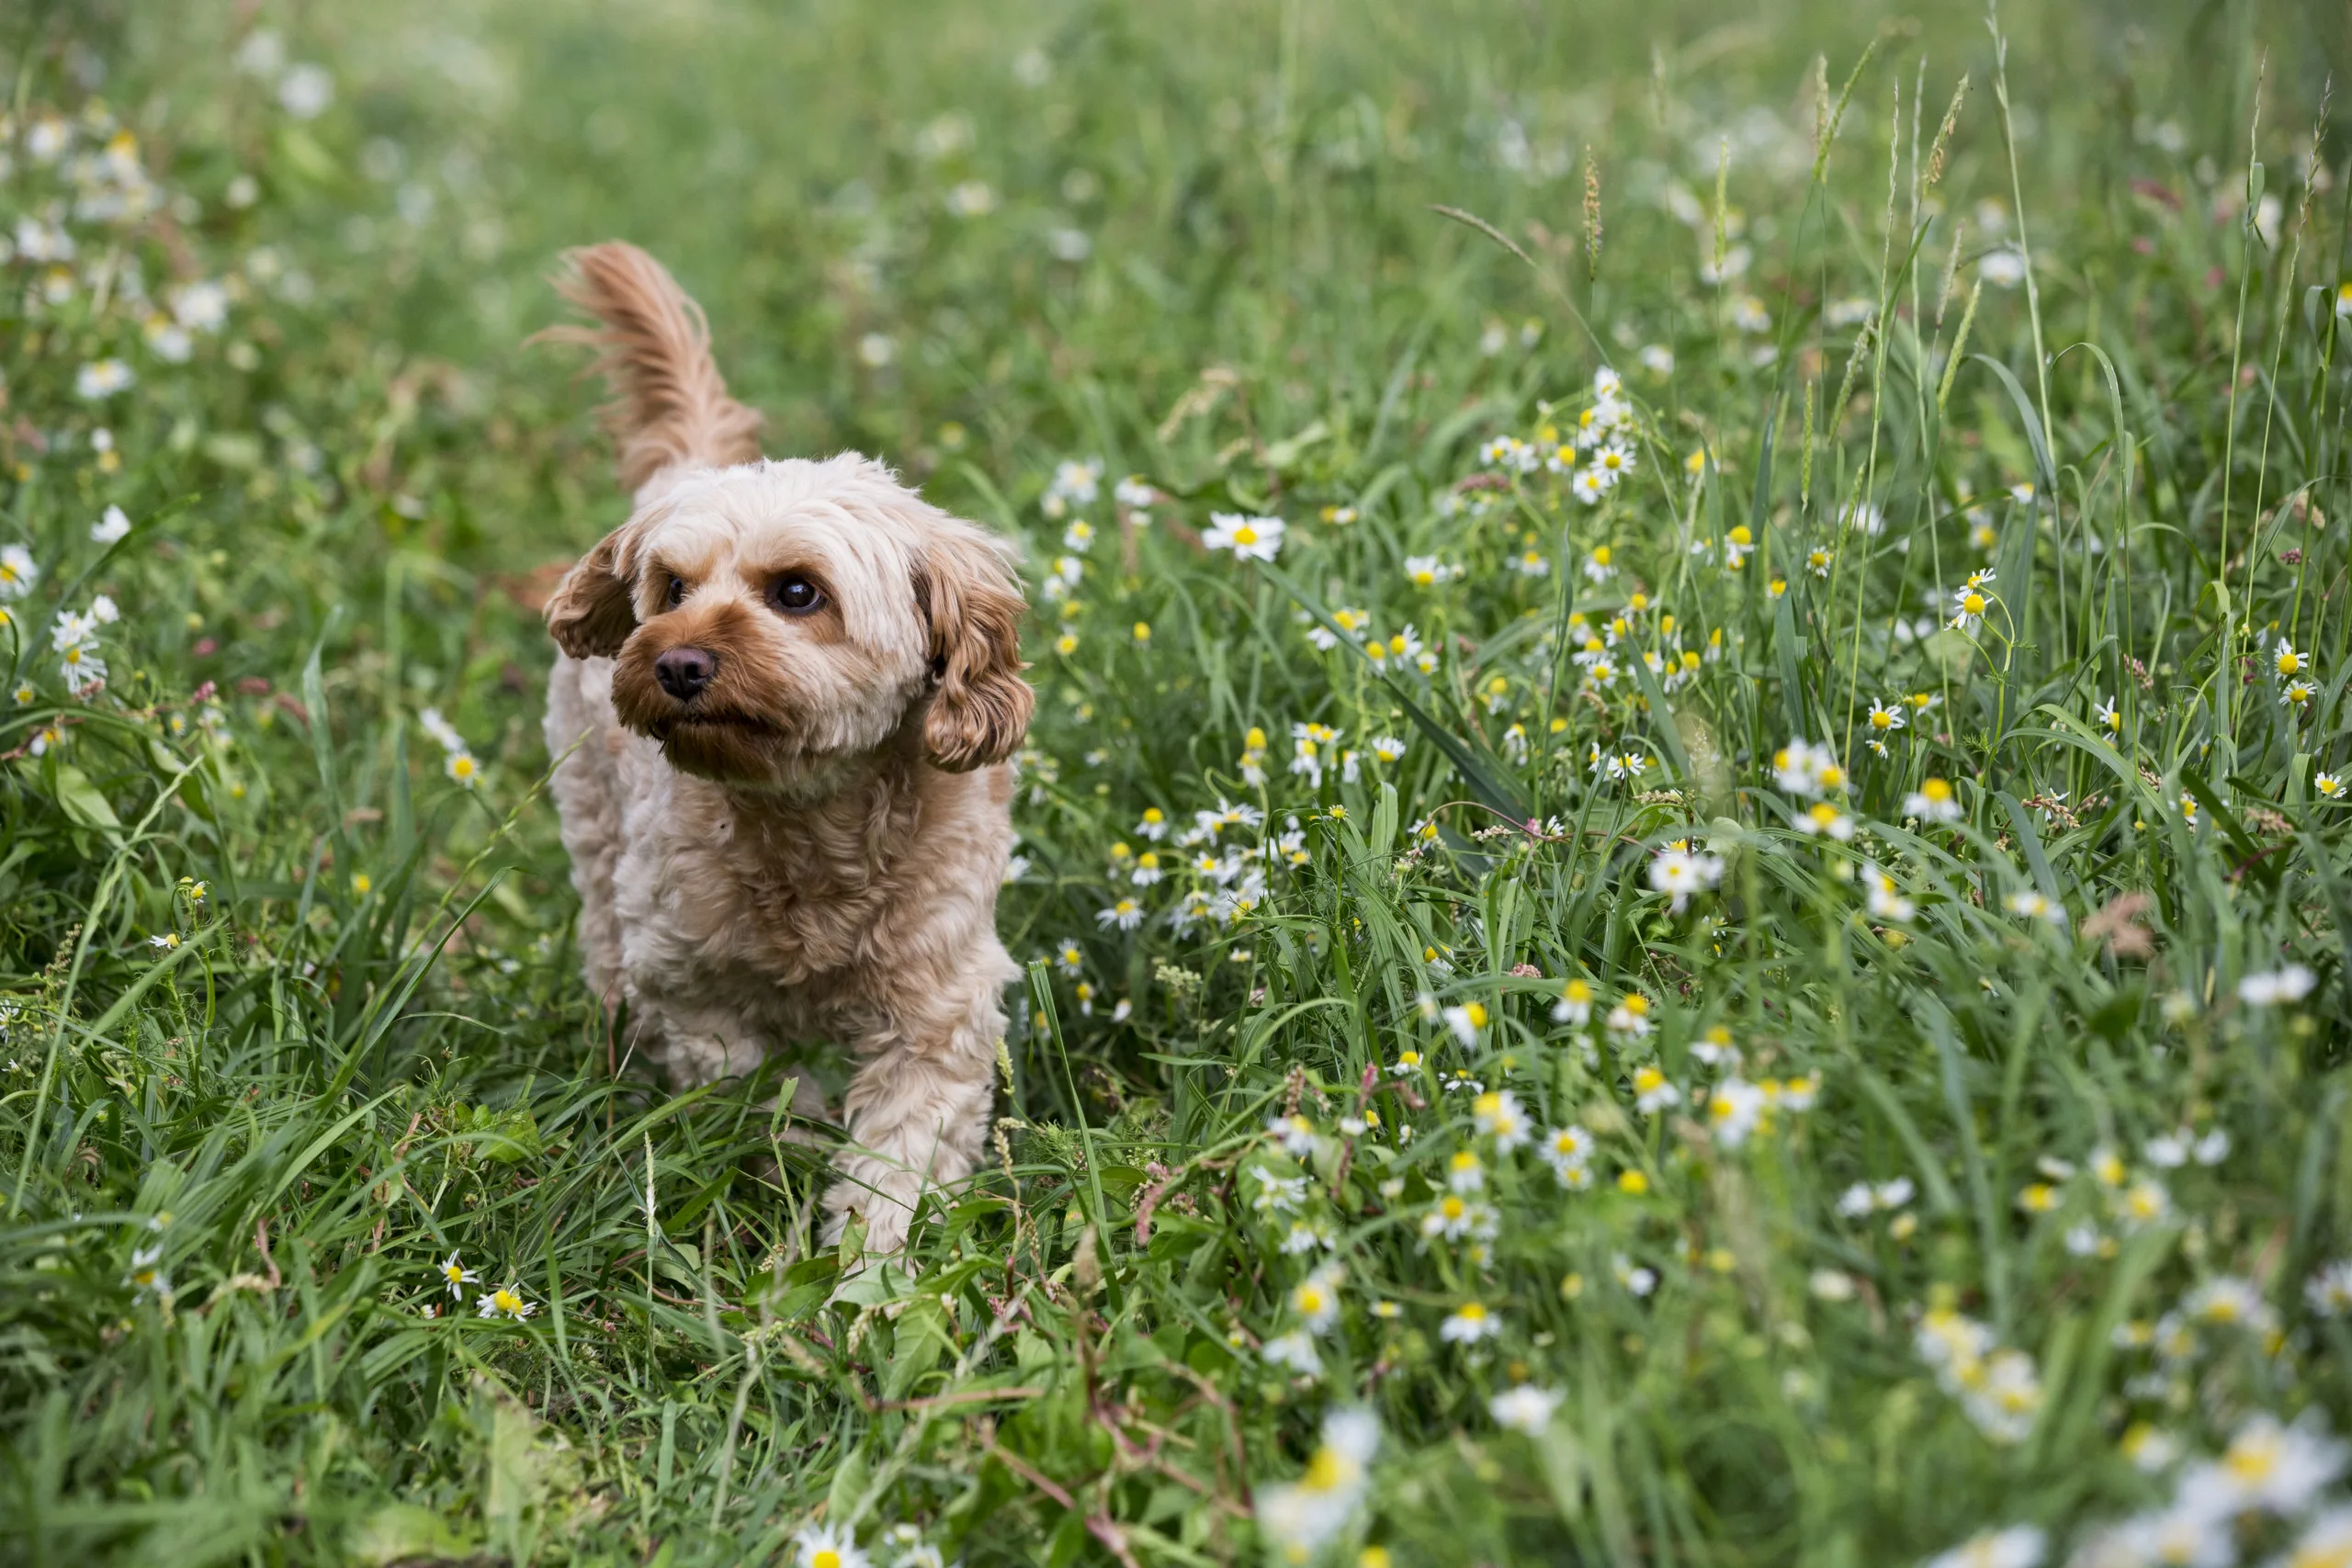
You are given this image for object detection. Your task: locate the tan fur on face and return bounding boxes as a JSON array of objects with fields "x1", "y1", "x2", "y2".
[{"x1": 536, "y1": 243, "x2": 1032, "y2": 1256}]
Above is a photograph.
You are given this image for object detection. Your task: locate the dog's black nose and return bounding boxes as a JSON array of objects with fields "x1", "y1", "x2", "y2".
[{"x1": 655, "y1": 646, "x2": 717, "y2": 700}]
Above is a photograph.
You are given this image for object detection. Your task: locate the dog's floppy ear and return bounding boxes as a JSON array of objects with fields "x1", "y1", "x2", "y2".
[
  {"x1": 916, "y1": 523, "x2": 1034, "y2": 772},
  {"x1": 545, "y1": 522, "x2": 645, "y2": 660}
]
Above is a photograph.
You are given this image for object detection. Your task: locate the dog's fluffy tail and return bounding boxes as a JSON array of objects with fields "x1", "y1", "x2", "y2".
[{"x1": 537, "y1": 242, "x2": 763, "y2": 493}]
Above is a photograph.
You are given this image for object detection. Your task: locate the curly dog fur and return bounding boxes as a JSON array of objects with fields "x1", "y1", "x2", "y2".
[{"x1": 537, "y1": 242, "x2": 1033, "y2": 1256}]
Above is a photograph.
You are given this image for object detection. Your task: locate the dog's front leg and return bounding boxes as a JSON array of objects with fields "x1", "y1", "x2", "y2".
[{"x1": 822, "y1": 964, "x2": 1007, "y2": 1258}]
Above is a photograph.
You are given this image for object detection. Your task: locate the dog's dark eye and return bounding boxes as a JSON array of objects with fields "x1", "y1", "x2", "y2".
[
  {"x1": 769, "y1": 574, "x2": 824, "y2": 615},
  {"x1": 664, "y1": 573, "x2": 687, "y2": 609}
]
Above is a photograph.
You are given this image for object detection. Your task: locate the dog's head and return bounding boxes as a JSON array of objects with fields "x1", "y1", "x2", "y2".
[{"x1": 544, "y1": 455, "x2": 1033, "y2": 788}]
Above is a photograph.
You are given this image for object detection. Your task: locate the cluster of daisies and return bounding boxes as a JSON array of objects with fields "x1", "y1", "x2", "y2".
[
  {"x1": 1926, "y1": 1411, "x2": 2352, "y2": 1568},
  {"x1": 1476, "y1": 367, "x2": 1645, "y2": 505}
]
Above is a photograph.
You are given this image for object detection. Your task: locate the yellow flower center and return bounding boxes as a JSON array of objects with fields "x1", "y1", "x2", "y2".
[
  {"x1": 814, "y1": 1551, "x2": 842, "y2": 1568},
  {"x1": 1962, "y1": 593, "x2": 1986, "y2": 615},
  {"x1": 1232, "y1": 525, "x2": 1258, "y2": 546},
  {"x1": 1922, "y1": 779, "x2": 1952, "y2": 802},
  {"x1": 1441, "y1": 1195, "x2": 1465, "y2": 1221}
]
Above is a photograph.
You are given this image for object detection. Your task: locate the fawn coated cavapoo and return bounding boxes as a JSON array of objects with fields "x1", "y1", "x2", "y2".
[{"x1": 536, "y1": 243, "x2": 1033, "y2": 1257}]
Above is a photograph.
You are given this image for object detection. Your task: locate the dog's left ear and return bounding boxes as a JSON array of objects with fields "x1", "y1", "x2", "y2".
[
  {"x1": 545, "y1": 521, "x2": 645, "y2": 660},
  {"x1": 916, "y1": 524, "x2": 1034, "y2": 772}
]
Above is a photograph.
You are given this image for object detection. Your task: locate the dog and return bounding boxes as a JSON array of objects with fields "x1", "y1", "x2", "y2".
[{"x1": 535, "y1": 243, "x2": 1033, "y2": 1258}]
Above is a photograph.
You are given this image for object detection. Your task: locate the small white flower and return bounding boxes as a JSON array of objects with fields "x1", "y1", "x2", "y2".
[
  {"x1": 0, "y1": 545, "x2": 38, "y2": 600},
  {"x1": 1488, "y1": 1383, "x2": 1564, "y2": 1434},
  {"x1": 1919, "y1": 1524, "x2": 2043, "y2": 1568},
  {"x1": 2239, "y1": 964, "x2": 2316, "y2": 1007},
  {"x1": 75, "y1": 358, "x2": 135, "y2": 400},
  {"x1": 1440, "y1": 1302, "x2": 1501, "y2": 1344},
  {"x1": 278, "y1": 62, "x2": 336, "y2": 119},
  {"x1": 475, "y1": 1283, "x2": 535, "y2": 1321},
  {"x1": 791, "y1": 1522, "x2": 872, "y2": 1568},
  {"x1": 1096, "y1": 898, "x2": 1145, "y2": 932},
  {"x1": 436, "y1": 1251, "x2": 479, "y2": 1299},
  {"x1": 1266, "y1": 1115, "x2": 1316, "y2": 1158},
  {"x1": 1261, "y1": 1329, "x2": 1323, "y2": 1377},
  {"x1": 91, "y1": 505, "x2": 131, "y2": 545},
  {"x1": 1202, "y1": 512, "x2": 1285, "y2": 561}
]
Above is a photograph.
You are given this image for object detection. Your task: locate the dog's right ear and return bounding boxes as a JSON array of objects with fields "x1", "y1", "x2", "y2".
[{"x1": 545, "y1": 524, "x2": 644, "y2": 660}]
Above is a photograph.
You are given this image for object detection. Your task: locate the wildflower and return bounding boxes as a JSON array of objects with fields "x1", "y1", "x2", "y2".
[
  {"x1": 1446, "y1": 1149, "x2": 1486, "y2": 1193},
  {"x1": 1616, "y1": 1169, "x2": 1649, "y2": 1195},
  {"x1": 1796, "y1": 801, "x2": 1853, "y2": 840},
  {"x1": 1488, "y1": 1384, "x2": 1564, "y2": 1435},
  {"x1": 126, "y1": 1245, "x2": 173, "y2": 1303},
  {"x1": 1367, "y1": 735, "x2": 1407, "y2": 764},
  {"x1": 1054, "y1": 940, "x2": 1084, "y2": 976},
  {"x1": 1290, "y1": 1269, "x2": 1343, "y2": 1333},
  {"x1": 476, "y1": 1283, "x2": 535, "y2": 1321},
  {"x1": 1607, "y1": 993, "x2": 1652, "y2": 1039},
  {"x1": 1250, "y1": 1168, "x2": 1311, "y2": 1214},
  {"x1": 149, "y1": 932, "x2": 181, "y2": 951},
  {"x1": 1807, "y1": 546, "x2": 1834, "y2": 578},
  {"x1": 2307, "y1": 1260, "x2": 2352, "y2": 1316},
  {"x1": 792, "y1": 1523, "x2": 871, "y2": 1568},
  {"x1": 1440, "y1": 1302, "x2": 1500, "y2": 1344},
  {"x1": 1442, "y1": 1001, "x2": 1487, "y2": 1046},
  {"x1": 2318, "y1": 772, "x2": 2346, "y2": 800},
  {"x1": 1863, "y1": 863, "x2": 1915, "y2": 921},
  {"x1": 1602, "y1": 750, "x2": 1648, "y2": 784},
  {"x1": 1096, "y1": 898, "x2": 1144, "y2": 931},
  {"x1": 445, "y1": 751, "x2": 481, "y2": 787},
  {"x1": 1614, "y1": 1255, "x2": 1658, "y2": 1295},
  {"x1": 437, "y1": 1252, "x2": 479, "y2": 1299},
  {"x1": 1541, "y1": 1124, "x2": 1594, "y2": 1186},
  {"x1": 1773, "y1": 739, "x2": 1843, "y2": 797},
  {"x1": 1061, "y1": 519, "x2": 1096, "y2": 553},
  {"x1": 1202, "y1": 513, "x2": 1284, "y2": 560},
  {"x1": 1402, "y1": 554, "x2": 1457, "y2": 587},
  {"x1": 75, "y1": 358, "x2": 135, "y2": 399},
  {"x1": 2284, "y1": 677, "x2": 2316, "y2": 708},
  {"x1": 2180, "y1": 793, "x2": 2199, "y2": 826},
  {"x1": 1136, "y1": 807, "x2": 1168, "y2": 840},
  {"x1": 1809, "y1": 1269, "x2": 1856, "y2": 1302},
  {"x1": 1903, "y1": 778, "x2": 1963, "y2": 823},
  {"x1": 1704, "y1": 1077, "x2": 1767, "y2": 1147},
  {"x1": 1648, "y1": 847, "x2": 1724, "y2": 912},
  {"x1": 1267, "y1": 1115, "x2": 1317, "y2": 1157},
  {"x1": 2239, "y1": 964, "x2": 2317, "y2": 1006},
  {"x1": 1419, "y1": 1194, "x2": 1496, "y2": 1243},
  {"x1": 2005, "y1": 889, "x2": 2064, "y2": 927},
  {"x1": 2183, "y1": 1276, "x2": 2278, "y2": 1335},
  {"x1": 2176, "y1": 1414, "x2": 2347, "y2": 1518},
  {"x1": 1631, "y1": 1065, "x2": 1679, "y2": 1113},
  {"x1": 1950, "y1": 584, "x2": 1992, "y2": 629},
  {"x1": 1472, "y1": 1089, "x2": 1531, "y2": 1152},
  {"x1": 0, "y1": 546, "x2": 36, "y2": 600},
  {"x1": 1919, "y1": 1526, "x2": 2045, "y2": 1568},
  {"x1": 2275, "y1": 637, "x2": 2311, "y2": 680},
  {"x1": 1553, "y1": 979, "x2": 1594, "y2": 1025},
  {"x1": 2115, "y1": 1179, "x2": 2170, "y2": 1229},
  {"x1": 1388, "y1": 1048, "x2": 1423, "y2": 1077},
  {"x1": 1280, "y1": 1217, "x2": 1336, "y2": 1255},
  {"x1": 1256, "y1": 1408, "x2": 1378, "y2": 1562},
  {"x1": 91, "y1": 505, "x2": 131, "y2": 545}
]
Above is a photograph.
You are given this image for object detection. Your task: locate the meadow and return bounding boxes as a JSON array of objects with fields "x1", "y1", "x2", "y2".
[{"x1": 5, "y1": 0, "x2": 2352, "y2": 1563}]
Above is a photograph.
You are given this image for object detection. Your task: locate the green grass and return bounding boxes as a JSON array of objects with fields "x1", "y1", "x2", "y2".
[{"x1": 6, "y1": 1, "x2": 2352, "y2": 1563}]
